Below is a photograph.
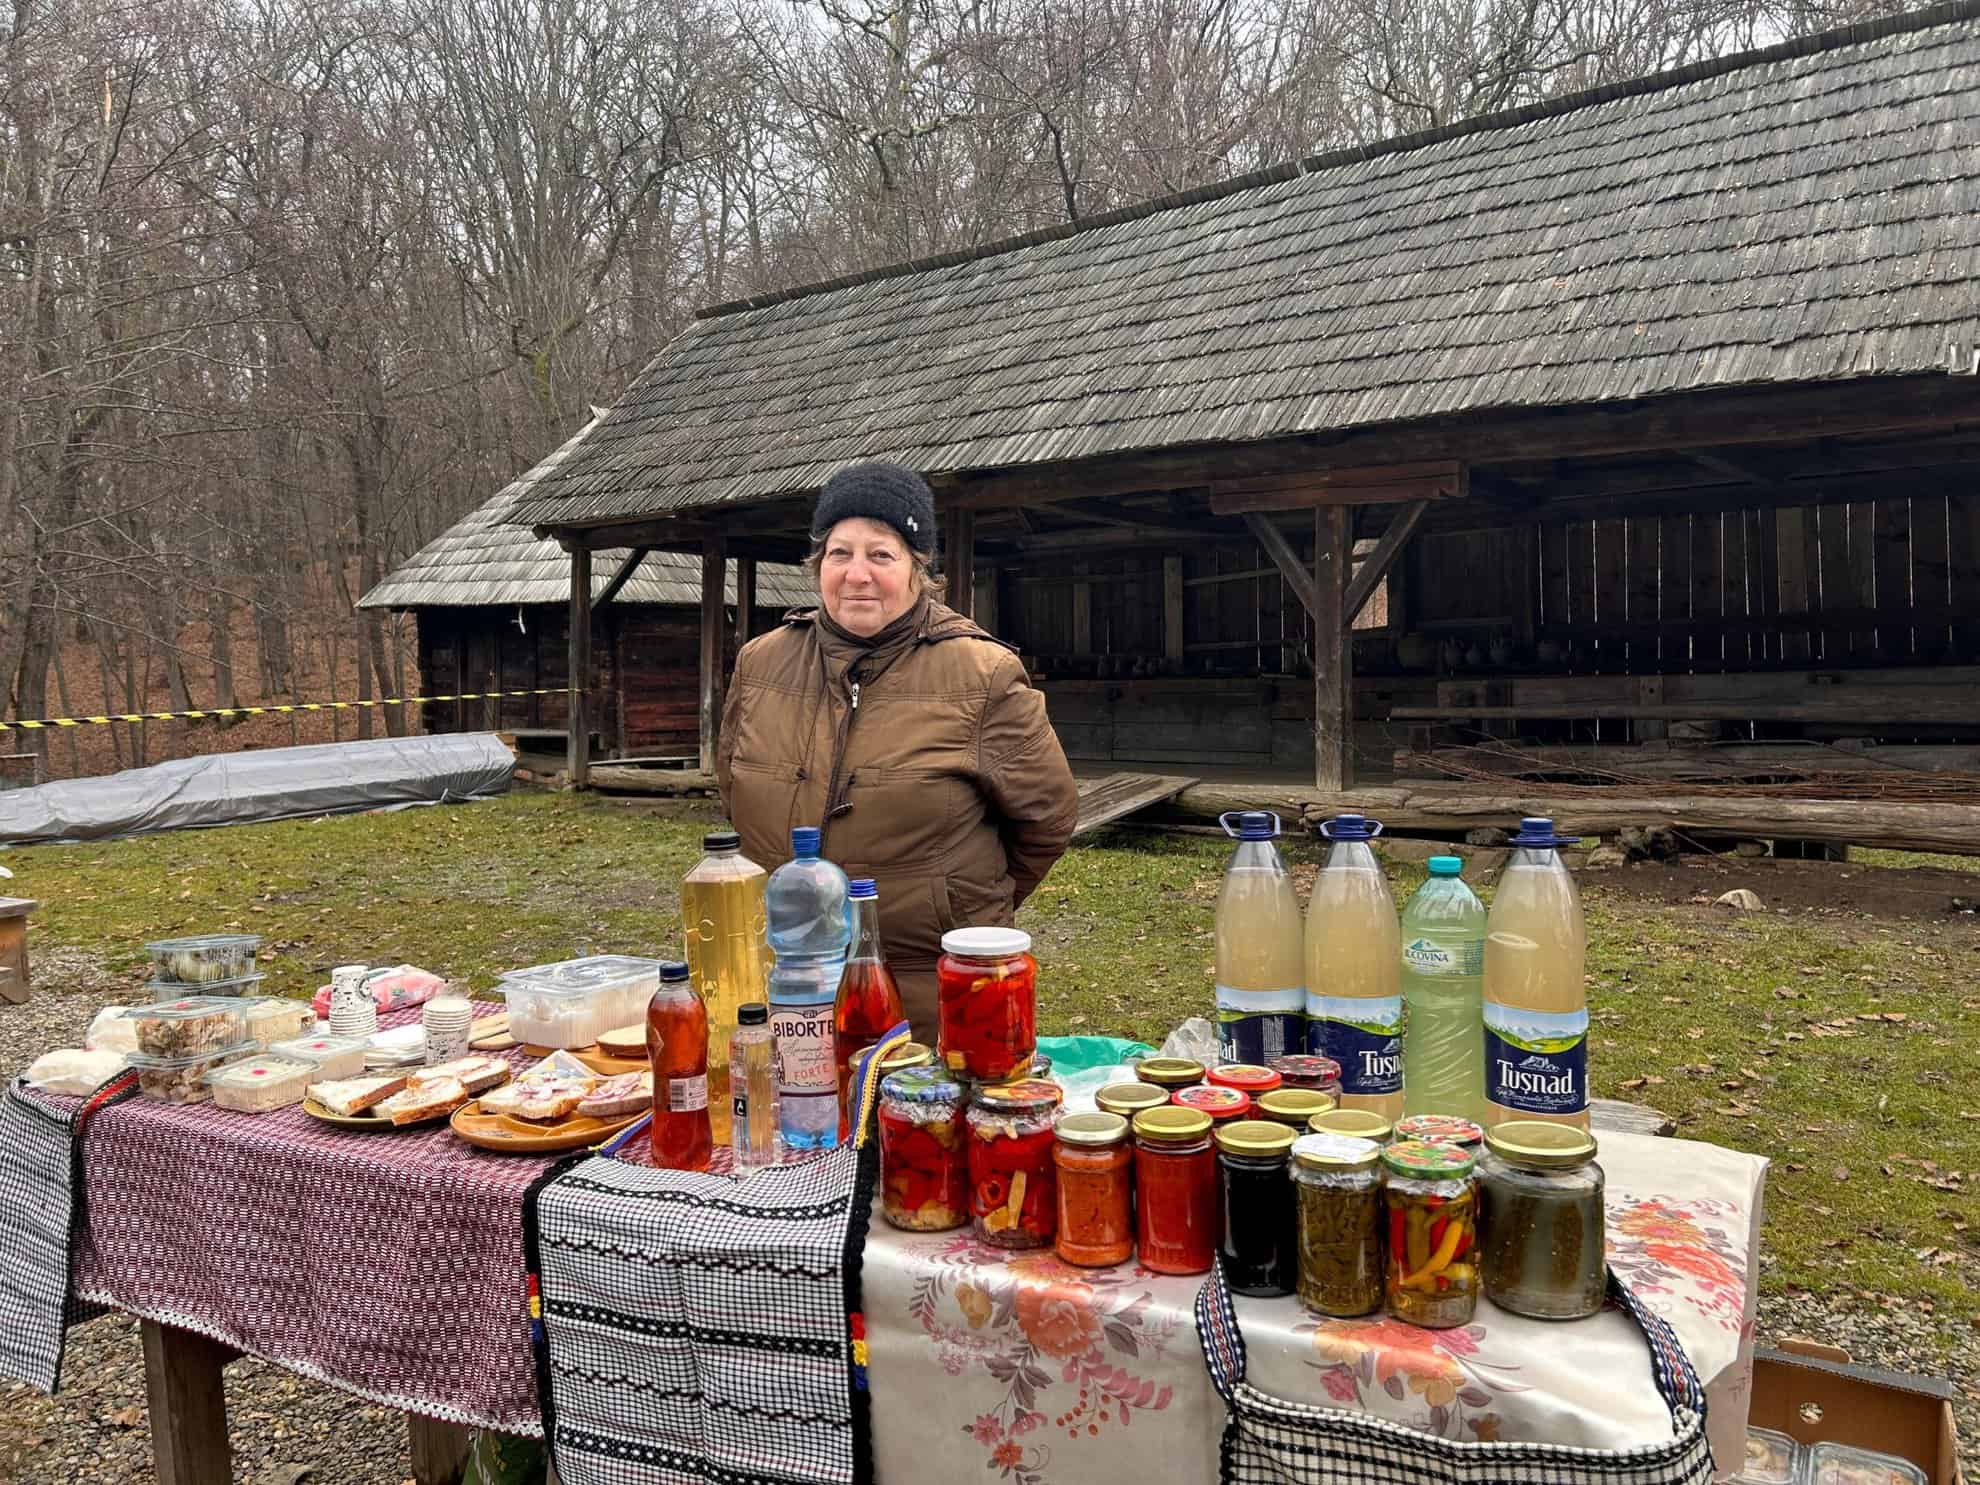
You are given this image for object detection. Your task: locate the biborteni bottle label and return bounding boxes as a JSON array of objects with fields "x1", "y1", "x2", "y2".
[
  {"x1": 769, "y1": 1002, "x2": 838, "y2": 1098},
  {"x1": 1305, "y1": 994, "x2": 1403, "y2": 1095},
  {"x1": 1483, "y1": 1003, "x2": 1588, "y2": 1115}
]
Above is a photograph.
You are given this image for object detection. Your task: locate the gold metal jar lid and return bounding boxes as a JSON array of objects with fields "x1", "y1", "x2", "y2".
[
  {"x1": 877, "y1": 1041, "x2": 934, "y2": 1074},
  {"x1": 1055, "y1": 1110, "x2": 1130, "y2": 1147},
  {"x1": 1292, "y1": 1132, "x2": 1382, "y2": 1171},
  {"x1": 1131, "y1": 1105, "x2": 1213, "y2": 1143},
  {"x1": 1095, "y1": 1082, "x2": 1172, "y2": 1116},
  {"x1": 1307, "y1": 1108, "x2": 1393, "y2": 1142},
  {"x1": 1213, "y1": 1118, "x2": 1297, "y2": 1158},
  {"x1": 1484, "y1": 1119, "x2": 1598, "y2": 1168},
  {"x1": 1256, "y1": 1089, "x2": 1336, "y2": 1125},
  {"x1": 1133, "y1": 1057, "x2": 1206, "y2": 1089}
]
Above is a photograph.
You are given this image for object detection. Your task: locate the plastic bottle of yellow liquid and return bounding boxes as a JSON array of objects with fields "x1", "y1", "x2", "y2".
[
  {"x1": 1482, "y1": 817, "x2": 1589, "y2": 1130},
  {"x1": 681, "y1": 829, "x2": 773, "y2": 1145},
  {"x1": 1401, "y1": 856, "x2": 1486, "y2": 1121},
  {"x1": 1213, "y1": 811, "x2": 1305, "y2": 1063},
  {"x1": 1303, "y1": 814, "x2": 1403, "y2": 1122}
]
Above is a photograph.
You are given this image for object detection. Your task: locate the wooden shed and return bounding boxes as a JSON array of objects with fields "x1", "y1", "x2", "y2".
[
  {"x1": 358, "y1": 420, "x2": 811, "y2": 761},
  {"x1": 507, "y1": 4, "x2": 1980, "y2": 850}
]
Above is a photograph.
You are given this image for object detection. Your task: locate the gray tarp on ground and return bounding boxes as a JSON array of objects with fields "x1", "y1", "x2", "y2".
[{"x1": 0, "y1": 733, "x2": 514, "y2": 846}]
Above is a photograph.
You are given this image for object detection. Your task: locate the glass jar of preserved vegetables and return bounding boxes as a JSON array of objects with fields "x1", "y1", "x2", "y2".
[
  {"x1": 1206, "y1": 1063, "x2": 1282, "y2": 1098},
  {"x1": 1174, "y1": 1083, "x2": 1250, "y2": 1125},
  {"x1": 1382, "y1": 1140, "x2": 1479, "y2": 1329},
  {"x1": 1291, "y1": 1133, "x2": 1384, "y2": 1317},
  {"x1": 1131, "y1": 1106, "x2": 1218, "y2": 1275},
  {"x1": 1395, "y1": 1114, "x2": 1483, "y2": 1151},
  {"x1": 1308, "y1": 1108, "x2": 1393, "y2": 1143},
  {"x1": 1270, "y1": 1054, "x2": 1343, "y2": 1097},
  {"x1": 1095, "y1": 1081, "x2": 1171, "y2": 1120},
  {"x1": 1134, "y1": 1057, "x2": 1205, "y2": 1091},
  {"x1": 1478, "y1": 1121, "x2": 1606, "y2": 1319},
  {"x1": 1215, "y1": 1119, "x2": 1297, "y2": 1297},
  {"x1": 1054, "y1": 1112, "x2": 1134, "y2": 1268},
  {"x1": 1255, "y1": 1088, "x2": 1336, "y2": 1130},
  {"x1": 878, "y1": 1066, "x2": 970, "y2": 1231},
  {"x1": 966, "y1": 1078, "x2": 1061, "y2": 1248},
  {"x1": 938, "y1": 928, "x2": 1037, "y2": 1083}
]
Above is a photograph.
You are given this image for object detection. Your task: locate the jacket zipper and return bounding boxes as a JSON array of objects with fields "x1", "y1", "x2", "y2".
[{"x1": 817, "y1": 667, "x2": 863, "y2": 852}]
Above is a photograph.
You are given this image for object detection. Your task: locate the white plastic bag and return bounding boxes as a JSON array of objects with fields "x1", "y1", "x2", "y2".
[
  {"x1": 1158, "y1": 1017, "x2": 1220, "y2": 1064},
  {"x1": 25, "y1": 1047, "x2": 126, "y2": 1095},
  {"x1": 85, "y1": 1006, "x2": 139, "y2": 1057}
]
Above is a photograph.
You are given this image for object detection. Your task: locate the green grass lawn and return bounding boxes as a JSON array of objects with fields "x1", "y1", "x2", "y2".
[{"x1": 9, "y1": 791, "x2": 1977, "y2": 1342}]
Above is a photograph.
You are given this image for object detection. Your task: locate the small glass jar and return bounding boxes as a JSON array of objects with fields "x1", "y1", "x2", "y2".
[
  {"x1": 1395, "y1": 1114, "x2": 1484, "y2": 1151},
  {"x1": 1308, "y1": 1108, "x2": 1393, "y2": 1143},
  {"x1": 1134, "y1": 1057, "x2": 1205, "y2": 1091},
  {"x1": 1478, "y1": 1121, "x2": 1606, "y2": 1319},
  {"x1": 878, "y1": 1041, "x2": 935, "y2": 1077},
  {"x1": 966, "y1": 1078, "x2": 1061, "y2": 1249},
  {"x1": 1255, "y1": 1088, "x2": 1336, "y2": 1130},
  {"x1": 1292, "y1": 1134, "x2": 1384, "y2": 1316},
  {"x1": 1173, "y1": 1084, "x2": 1250, "y2": 1125},
  {"x1": 1206, "y1": 1063, "x2": 1282, "y2": 1098},
  {"x1": 878, "y1": 1066, "x2": 970, "y2": 1232},
  {"x1": 938, "y1": 928, "x2": 1038, "y2": 1083},
  {"x1": 1270, "y1": 1054, "x2": 1343, "y2": 1097},
  {"x1": 1132, "y1": 1106, "x2": 1218, "y2": 1275},
  {"x1": 1382, "y1": 1140, "x2": 1479, "y2": 1329},
  {"x1": 1215, "y1": 1120, "x2": 1298, "y2": 1297},
  {"x1": 1095, "y1": 1081, "x2": 1171, "y2": 1120},
  {"x1": 1055, "y1": 1112, "x2": 1134, "y2": 1268}
]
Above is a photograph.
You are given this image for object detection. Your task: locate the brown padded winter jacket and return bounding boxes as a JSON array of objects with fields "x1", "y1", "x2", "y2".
[{"x1": 715, "y1": 594, "x2": 1078, "y2": 1037}]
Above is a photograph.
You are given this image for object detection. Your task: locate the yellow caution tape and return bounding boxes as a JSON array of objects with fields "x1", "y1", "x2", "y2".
[{"x1": 0, "y1": 688, "x2": 578, "y2": 732}]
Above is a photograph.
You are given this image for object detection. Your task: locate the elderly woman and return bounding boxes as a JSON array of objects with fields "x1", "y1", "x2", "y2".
[{"x1": 717, "y1": 461, "x2": 1079, "y2": 1038}]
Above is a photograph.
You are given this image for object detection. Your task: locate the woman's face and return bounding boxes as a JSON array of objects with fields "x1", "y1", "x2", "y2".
[{"x1": 819, "y1": 517, "x2": 918, "y2": 637}]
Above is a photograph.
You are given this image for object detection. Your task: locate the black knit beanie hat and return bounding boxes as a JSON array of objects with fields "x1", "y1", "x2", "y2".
[{"x1": 811, "y1": 462, "x2": 937, "y2": 555}]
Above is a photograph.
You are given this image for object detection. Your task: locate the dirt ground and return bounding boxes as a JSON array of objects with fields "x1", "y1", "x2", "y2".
[{"x1": 1583, "y1": 851, "x2": 1980, "y2": 919}]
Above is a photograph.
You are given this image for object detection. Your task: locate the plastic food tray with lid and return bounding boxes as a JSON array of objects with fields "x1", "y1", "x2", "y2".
[
  {"x1": 266, "y1": 1032, "x2": 370, "y2": 1082},
  {"x1": 124, "y1": 996, "x2": 248, "y2": 1058},
  {"x1": 1803, "y1": 1443, "x2": 1929, "y2": 1485},
  {"x1": 144, "y1": 933, "x2": 263, "y2": 985},
  {"x1": 495, "y1": 955, "x2": 663, "y2": 1049},
  {"x1": 127, "y1": 1039, "x2": 255, "y2": 1103},
  {"x1": 239, "y1": 996, "x2": 316, "y2": 1047},
  {"x1": 205, "y1": 1055, "x2": 316, "y2": 1112},
  {"x1": 144, "y1": 972, "x2": 268, "y2": 1000}
]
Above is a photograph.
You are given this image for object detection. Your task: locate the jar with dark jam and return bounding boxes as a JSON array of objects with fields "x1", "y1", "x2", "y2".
[
  {"x1": 1291, "y1": 1133, "x2": 1384, "y2": 1316},
  {"x1": 1214, "y1": 1119, "x2": 1297, "y2": 1297},
  {"x1": 1382, "y1": 1139, "x2": 1479, "y2": 1329},
  {"x1": 1478, "y1": 1120, "x2": 1606, "y2": 1319},
  {"x1": 1255, "y1": 1088, "x2": 1335, "y2": 1130}
]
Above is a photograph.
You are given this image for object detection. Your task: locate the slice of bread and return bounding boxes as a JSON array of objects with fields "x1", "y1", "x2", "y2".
[
  {"x1": 480, "y1": 1076, "x2": 593, "y2": 1123},
  {"x1": 416, "y1": 1055, "x2": 512, "y2": 1096},
  {"x1": 378, "y1": 1076, "x2": 469, "y2": 1125},
  {"x1": 311, "y1": 1075, "x2": 411, "y2": 1117},
  {"x1": 577, "y1": 1070, "x2": 652, "y2": 1119},
  {"x1": 594, "y1": 1024, "x2": 647, "y2": 1059}
]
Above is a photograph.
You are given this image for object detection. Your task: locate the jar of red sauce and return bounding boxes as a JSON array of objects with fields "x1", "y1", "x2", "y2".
[
  {"x1": 966, "y1": 1078, "x2": 1061, "y2": 1248},
  {"x1": 1131, "y1": 1105, "x2": 1218, "y2": 1275},
  {"x1": 938, "y1": 928, "x2": 1037, "y2": 1083},
  {"x1": 1270, "y1": 1054, "x2": 1343, "y2": 1097},
  {"x1": 1207, "y1": 1063, "x2": 1282, "y2": 1098},
  {"x1": 1173, "y1": 1084, "x2": 1250, "y2": 1125},
  {"x1": 877, "y1": 1066, "x2": 970, "y2": 1232},
  {"x1": 1054, "y1": 1112, "x2": 1133, "y2": 1267}
]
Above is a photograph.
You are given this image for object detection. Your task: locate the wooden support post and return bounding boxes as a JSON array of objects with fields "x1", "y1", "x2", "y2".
[
  {"x1": 1513, "y1": 522, "x2": 1540, "y2": 647},
  {"x1": 699, "y1": 536, "x2": 727, "y2": 775},
  {"x1": 1244, "y1": 514, "x2": 1323, "y2": 621},
  {"x1": 1163, "y1": 556, "x2": 1185, "y2": 661},
  {"x1": 1072, "y1": 562, "x2": 1093, "y2": 654},
  {"x1": 975, "y1": 566, "x2": 999, "y2": 634},
  {"x1": 1341, "y1": 499, "x2": 1428, "y2": 627},
  {"x1": 1314, "y1": 506, "x2": 1352, "y2": 791},
  {"x1": 735, "y1": 555, "x2": 757, "y2": 649},
  {"x1": 140, "y1": 1320, "x2": 236, "y2": 1485},
  {"x1": 945, "y1": 506, "x2": 976, "y2": 620},
  {"x1": 408, "y1": 1416, "x2": 474, "y2": 1485},
  {"x1": 568, "y1": 546, "x2": 592, "y2": 789}
]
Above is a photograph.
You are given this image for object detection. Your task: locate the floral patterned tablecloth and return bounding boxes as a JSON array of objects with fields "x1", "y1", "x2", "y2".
[{"x1": 863, "y1": 1129, "x2": 1766, "y2": 1485}]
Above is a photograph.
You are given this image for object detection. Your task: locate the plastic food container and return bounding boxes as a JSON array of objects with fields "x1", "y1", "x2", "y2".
[
  {"x1": 1804, "y1": 1443, "x2": 1928, "y2": 1485},
  {"x1": 144, "y1": 972, "x2": 267, "y2": 999},
  {"x1": 1734, "y1": 1427, "x2": 1799, "y2": 1485},
  {"x1": 128, "y1": 1040, "x2": 254, "y2": 1103},
  {"x1": 145, "y1": 933, "x2": 262, "y2": 985},
  {"x1": 125, "y1": 997, "x2": 247, "y2": 1058},
  {"x1": 205, "y1": 1055, "x2": 315, "y2": 1112},
  {"x1": 240, "y1": 997, "x2": 315, "y2": 1048},
  {"x1": 496, "y1": 955, "x2": 663, "y2": 1049},
  {"x1": 267, "y1": 1033, "x2": 370, "y2": 1082}
]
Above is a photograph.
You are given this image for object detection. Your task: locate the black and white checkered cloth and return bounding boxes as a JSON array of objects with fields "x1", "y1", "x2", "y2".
[
  {"x1": 1196, "y1": 1261, "x2": 1715, "y2": 1485},
  {"x1": 526, "y1": 1143, "x2": 877, "y2": 1485},
  {"x1": 0, "y1": 1073, "x2": 135, "y2": 1393}
]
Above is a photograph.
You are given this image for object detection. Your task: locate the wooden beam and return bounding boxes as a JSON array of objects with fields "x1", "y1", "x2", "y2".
[
  {"x1": 1342, "y1": 499, "x2": 1428, "y2": 626},
  {"x1": 1163, "y1": 556, "x2": 1185, "y2": 661},
  {"x1": 1314, "y1": 505, "x2": 1352, "y2": 791},
  {"x1": 698, "y1": 536, "x2": 726, "y2": 774},
  {"x1": 1210, "y1": 462, "x2": 1466, "y2": 515},
  {"x1": 141, "y1": 1321, "x2": 236, "y2": 1485},
  {"x1": 975, "y1": 565, "x2": 999, "y2": 634},
  {"x1": 1245, "y1": 514, "x2": 1322, "y2": 621},
  {"x1": 1072, "y1": 562, "x2": 1092, "y2": 654},
  {"x1": 568, "y1": 546, "x2": 592, "y2": 789},
  {"x1": 944, "y1": 505, "x2": 975, "y2": 619},
  {"x1": 735, "y1": 555, "x2": 757, "y2": 648},
  {"x1": 593, "y1": 546, "x2": 650, "y2": 610}
]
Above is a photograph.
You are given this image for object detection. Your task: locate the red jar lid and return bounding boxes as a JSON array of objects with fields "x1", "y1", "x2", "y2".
[
  {"x1": 1206, "y1": 1063, "x2": 1282, "y2": 1094},
  {"x1": 1172, "y1": 1085, "x2": 1250, "y2": 1122},
  {"x1": 1268, "y1": 1054, "x2": 1342, "y2": 1086}
]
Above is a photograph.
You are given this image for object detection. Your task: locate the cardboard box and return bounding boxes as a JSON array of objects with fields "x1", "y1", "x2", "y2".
[{"x1": 1750, "y1": 1342, "x2": 1964, "y2": 1485}]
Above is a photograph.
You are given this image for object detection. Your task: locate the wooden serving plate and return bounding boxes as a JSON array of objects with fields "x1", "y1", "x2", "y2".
[{"x1": 449, "y1": 1099, "x2": 642, "y2": 1154}]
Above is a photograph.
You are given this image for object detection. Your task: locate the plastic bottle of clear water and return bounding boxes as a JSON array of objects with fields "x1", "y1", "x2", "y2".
[
  {"x1": 766, "y1": 826, "x2": 851, "y2": 1151},
  {"x1": 1400, "y1": 856, "x2": 1487, "y2": 1121}
]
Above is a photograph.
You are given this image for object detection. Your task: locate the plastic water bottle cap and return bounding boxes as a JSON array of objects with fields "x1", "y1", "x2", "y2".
[
  {"x1": 1427, "y1": 856, "x2": 1463, "y2": 875},
  {"x1": 1509, "y1": 818, "x2": 1580, "y2": 848},
  {"x1": 848, "y1": 879, "x2": 878, "y2": 899},
  {"x1": 658, "y1": 960, "x2": 690, "y2": 982},
  {"x1": 1320, "y1": 813, "x2": 1380, "y2": 841},
  {"x1": 1236, "y1": 812, "x2": 1276, "y2": 841},
  {"x1": 738, "y1": 1003, "x2": 767, "y2": 1025},
  {"x1": 790, "y1": 826, "x2": 822, "y2": 856}
]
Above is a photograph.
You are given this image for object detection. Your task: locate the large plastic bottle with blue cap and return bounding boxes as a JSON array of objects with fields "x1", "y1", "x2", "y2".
[
  {"x1": 766, "y1": 825, "x2": 851, "y2": 1151},
  {"x1": 1482, "y1": 817, "x2": 1589, "y2": 1130},
  {"x1": 1303, "y1": 813, "x2": 1403, "y2": 1121},
  {"x1": 1213, "y1": 811, "x2": 1305, "y2": 1064}
]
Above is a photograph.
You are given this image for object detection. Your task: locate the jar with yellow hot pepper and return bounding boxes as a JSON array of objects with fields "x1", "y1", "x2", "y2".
[{"x1": 1381, "y1": 1139, "x2": 1478, "y2": 1328}]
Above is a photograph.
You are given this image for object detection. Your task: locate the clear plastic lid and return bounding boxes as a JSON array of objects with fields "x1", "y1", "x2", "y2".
[
  {"x1": 205, "y1": 1055, "x2": 314, "y2": 1089},
  {"x1": 1804, "y1": 1443, "x2": 1928, "y2": 1485},
  {"x1": 1736, "y1": 1426, "x2": 1799, "y2": 1485},
  {"x1": 145, "y1": 973, "x2": 268, "y2": 997},
  {"x1": 939, "y1": 927, "x2": 1031, "y2": 958},
  {"x1": 123, "y1": 996, "x2": 248, "y2": 1025},
  {"x1": 268, "y1": 1033, "x2": 370, "y2": 1064},
  {"x1": 127, "y1": 1038, "x2": 256, "y2": 1071},
  {"x1": 143, "y1": 932, "x2": 264, "y2": 954},
  {"x1": 495, "y1": 955, "x2": 664, "y2": 999}
]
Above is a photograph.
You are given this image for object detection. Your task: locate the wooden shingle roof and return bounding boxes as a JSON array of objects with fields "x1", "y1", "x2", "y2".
[
  {"x1": 508, "y1": 3, "x2": 1980, "y2": 534},
  {"x1": 359, "y1": 420, "x2": 810, "y2": 610}
]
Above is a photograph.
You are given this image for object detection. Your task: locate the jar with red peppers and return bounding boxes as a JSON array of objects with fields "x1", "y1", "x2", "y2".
[
  {"x1": 967, "y1": 1079, "x2": 1062, "y2": 1249},
  {"x1": 1132, "y1": 1105, "x2": 1219, "y2": 1275},
  {"x1": 1382, "y1": 1139, "x2": 1479, "y2": 1329},
  {"x1": 877, "y1": 1066, "x2": 970, "y2": 1232},
  {"x1": 938, "y1": 928, "x2": 1037, "y2": 1083}
]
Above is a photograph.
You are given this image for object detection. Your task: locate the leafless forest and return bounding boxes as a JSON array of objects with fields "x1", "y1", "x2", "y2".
[{"x1": 1, "y1": 0, "x2": 1897, "y2": 777}]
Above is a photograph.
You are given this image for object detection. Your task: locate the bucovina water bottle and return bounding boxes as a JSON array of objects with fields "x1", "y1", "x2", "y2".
[
  {"x1": 1483, "y1": 818, "x2": 1589, "y2": 1131},
  {"x1": 767, "y1": 826, "x2": 851, "y2": 1151},
  {"x1": 1304, "y1": 813, "x2": 1404, "y2": 1122},
  {"x1": 1213, "y1": 812, "x2": 1305, "y2": 1064},
  {"x1": 1401, "y1": 856, "x2": 1487, "y2": 1121}
]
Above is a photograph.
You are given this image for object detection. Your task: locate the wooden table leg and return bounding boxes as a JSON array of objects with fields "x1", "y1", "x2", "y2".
[
  {"x1": 139, "y1": 1319, "x2": 236, "y2": 1485},
  {"x1": 408, "y1": 1415, "x2": 474, "y2": 1485}
]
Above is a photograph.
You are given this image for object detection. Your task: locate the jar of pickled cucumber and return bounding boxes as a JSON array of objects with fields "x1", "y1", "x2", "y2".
[
  {"x1": 1291, "y1": 1134, "x2": 1384, "y2": 1316},
  {"x1": 1382, "y1": 1140, "x2": 1479, "y2": 1329},
  {"x1": 1478, "y1": 1121, "x2": 1606, "y2": 1319}
]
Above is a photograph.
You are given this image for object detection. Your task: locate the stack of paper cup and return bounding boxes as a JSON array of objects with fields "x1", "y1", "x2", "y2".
[
  {"x1": 328, "y1": 963, "x2": 379, "y2": 1040},
  {"x1": 422, "y1": 995, "x2": 475, "y2": 1065}
]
